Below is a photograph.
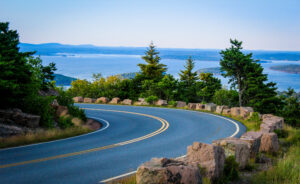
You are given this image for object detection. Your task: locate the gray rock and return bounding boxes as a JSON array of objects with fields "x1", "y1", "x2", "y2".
[
  {"x1": 213, "y1": 137, "x2": 250, "y2": 169},
  {"x1": 0, "y1": 109, "x2": 40, "y2": 128},
  {"x1": 72, "y1": 96, "x2": 84, "y2": 103},
  {"x1": 205, "y1": 103, "x2": 217, "y2": 112},
  {"x1": 240, "y1": 131, "x2": 263, "y2": 158},
  {"x1": 196, "y1": 104, "x2": 205, "y2": 110},
  {"x1": 188, "y1": 103, "x2": 197, "y2": 110},
  {"x1": 96, "y1": 97, "x2": 109, "y2": 104},
  {"x1": 216, "y1": 106, "x2": 229, "y2": 114},
  {"x1": 83, "y1": 97, "x2": 95, "y2": 103},
  {"x1": 121, "y1": 99, "x2": 133, "y2": 105},
  {"x1": 259, "y1": 133, "x2": 279, "y2": 153},
  {"x1": 0, "y1": 123, "x2": 24, "y2": 137},
  {"x1": 136, "y1": 157, "x2": 202, "y2": 184},
  {"x1": 109, "y1": 97, "x2": 121, "y2": 104},
  {"x1": 155, "y1": 99, "x2": 168, "y2": 106},
  {"x1": 231, "y1": 107, "x2": 241, "y2": 117},
  {"x1": 240, "y1": 107, "x2": 254, "y2": 119},
  {"x1": 176, "y1": 101, "x2": 186, "y2": 108},
  {"x1": 187, "y1": 142, "x2": 225, "y2": 180}
]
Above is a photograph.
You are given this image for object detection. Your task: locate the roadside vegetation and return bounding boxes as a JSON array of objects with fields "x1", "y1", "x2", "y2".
[{"x1": 0, "y1": 22, "x2": 93, "y2": 147}]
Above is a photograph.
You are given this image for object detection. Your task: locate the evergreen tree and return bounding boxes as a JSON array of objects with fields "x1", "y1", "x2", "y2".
[
  {"x1": 220, "y1": 39, "x2": 253, "y2": 106},
  {"x1": 197, "y1": 72, "x2": 222, "y2": 102},
  {"x1": 0, "y1": 22, "x2": 35, "y2": 108},
  {"x1": 178, "y1": 57, "x2": 198, "y2": 102},
  {"x1": 137, "y1": 42, "x2": 167, "y2": 81}
]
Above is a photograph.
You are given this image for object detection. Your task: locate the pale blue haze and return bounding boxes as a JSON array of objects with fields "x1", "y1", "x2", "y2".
[{"x1": 1, "y1": 0, "x2": 300, "y2": 50}]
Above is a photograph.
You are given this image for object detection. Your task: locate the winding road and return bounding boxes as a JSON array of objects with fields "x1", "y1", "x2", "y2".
[{"x1": 0, "y1": 104, "x2": 246, "y2": 184}]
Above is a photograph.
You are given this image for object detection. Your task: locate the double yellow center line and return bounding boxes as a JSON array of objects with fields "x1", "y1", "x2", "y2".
[{"x1": 0, "y1": 108, "x2": 169, "y2": 169}]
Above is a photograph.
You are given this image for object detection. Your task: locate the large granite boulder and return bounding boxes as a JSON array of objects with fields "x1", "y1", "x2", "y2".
[
  {"x1": 134, "y1": 98, "x2": 150, "y2": 105},
  {"x1": 155, "y1": 99, "x2": 168, "y2": 106},
  {"x1": 187, "y1": 142, "x2": 225, "y2": 180},
  {"x1": 231, "y1": 107, "x2": 241, "y2": 117},
  {"x1": 176, "y1": 101, "x2": 187, "y2": 108},
  {"x1": 136, "y1": 158, "x2": 202, "y2": 184},
  {"x1": 121, "y1": 99, "x2": 133, "y2": 105},
  {"x1": 56, "y1": 106, "x2": 69, "y2": 117},
  {"x1": 109, "y1": 97, "x2": 121, "y2": 104},
  {"x1": 260, "y1": 114, "x2": 284, "y2": 133},
  {"x1": 188, "y1": 103, "x2": 197, "y2": 110},
  {"x1": 0, "y1": 123, "x2": 24, "y2": 137},
  {"x1": 240, "y1": 131, "x2": 263, "y2": 158},
  {"x1": 196, "y1": 104, "x2": 205, "y2": 110},
  {"x1": 222, "y1": 108, "x2": 231, "y2": 115},
  {"x1": 72, "y1": 96, "x2": 83, "y2": 103},
  {"x1": 240, "y1": 107, "x2": 254, "y2": 119},
  {"x1": 205, "y1": 103, "x2": 217, "y2": 112},
  {"x1": 216, "y1": 106, "x2": 229, "y2": 114},
  {"x1": 259, "y1": 133, "x2": 279, "y2": 153},
  {"x1": 0, "y1": 109, "x2": 40, "y2": 128},
  {"x1": 83, "y1": 97, "x2": 95, "y2": 103},
  {"x1": 213, "y1": 137, "x2": 250, "y2": 169},
  {"x1": 96, "y1": 97, "x2": 109, "y2": 104}
]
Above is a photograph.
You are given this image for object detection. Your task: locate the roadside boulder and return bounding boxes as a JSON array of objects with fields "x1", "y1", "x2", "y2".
[
  {"x1": 155, "y1": 99, "x2": 168, "y2": 106},
  {"x1": 136, "y1": 158, "x2": 202, "y2": 184},
  {"x1": 260, "y1": 114, "x2": 284, "y2": 133},
  {"x1": 213, "y1": 137, "x2": 250, "y2": 169},
  {"x1": 0, "y1": 123, "x2": 24, "y2": 137},
  {"x1": 216, "y1": 106, "x2": 229, "y2": 114},
  {"x1": 109, "y1": 97, "x2": 121, "y2": 104},
  {"x1": 187, "y1": 142, "x2": 225, "y2": 180},
  {"x1": 0, "y1": 109, "x2": 40, "y2": 128},
  {"x1": 71, "y1": 117, "x2": 84, "y2": 126},
  {"x1": 73, "y1": 96, "x2": 83, "y2": 103},
  {"x1": 83, "y1": 97, "x2": 95, "y2": 103},
  {"x1": 205, "y1": 103, "x2": 217, "y2": 112},
  {"x1": 121, "y1": 99, "x2": 133, "y2": 105},
  {"x1": 196, "y1": 103, "x2": 205, "y2": 110},
  {"x1": 188, "y1": 103, "x2": 197, "y2": 110},
  {"x1": 96, "y1": 97, "x2": 109, "y2": 104},
  {"x1": 231, "y1": 107, "x2": 240, "y2": 117},
  {"x1": 240, "y1": 107, "x2": 254, "y2": 119},
  {"x1": 240, "y1": 131, "x2": 263, "y2": 158},
  {"x1": 176, "y1": 101, "x2": 186, "y2": 108},
  {"x1": 56, "y1": 105, "x2": 69, "y2": 117},
  {"x1": 259, "y1": 133, "x2": 279, "y2": 153},
  {"x1": 222, "y1": 108, "x2": 231, "y2": 115}
]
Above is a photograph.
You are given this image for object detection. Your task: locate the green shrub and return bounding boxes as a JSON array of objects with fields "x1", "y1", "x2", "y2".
[
  {"x1": 56, "y1": 87, "x2": 74, "y2": 107},
  {"x1": 24, "y1": 95, "x2": 55, "y2": 128},
  {"x1": 58, "y1": 116, "x2": 73, "y2": 129},
  {"x1": 68, "y1": 105, "x2": 87, "y2": 121},
  {"x1": 145, "y1": 95, "x2": 158, "y2": 104},
  {"x1": 168, "y1": 100, "x2": 177, "y2": 107},
  {"x1": 217, "y1": 156, "x2": 239, "y2": 183},
  {"x1": 213, "y1": 89, "x2": 239, "y2": 107},
  {"x1": 247, "y1": 112, "x2": 262, "y2": 130}
]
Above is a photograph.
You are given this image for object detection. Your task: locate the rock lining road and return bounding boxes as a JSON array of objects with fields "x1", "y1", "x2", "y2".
[{"x1": 0, "y1": 104, "x2": 246, "y2": 184}]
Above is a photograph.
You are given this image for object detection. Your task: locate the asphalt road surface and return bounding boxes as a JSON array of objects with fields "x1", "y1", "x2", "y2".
[{"x1": 0, "y1": 104, "x2": 246, "y2": 184}]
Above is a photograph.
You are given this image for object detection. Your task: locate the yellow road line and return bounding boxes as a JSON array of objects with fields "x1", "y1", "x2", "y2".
[{"x1": 0, "y1": 108, "x2": 169, "y2": 169}]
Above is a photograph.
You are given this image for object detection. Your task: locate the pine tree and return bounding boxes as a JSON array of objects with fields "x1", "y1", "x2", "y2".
[
  {"x1": 178, "y1": 56, "x2": 198, "y2": 102},
  {"x1": 138, "y1": 42, "x2": 167, "y2": 81},
  {"x1": 220, "y1": 39, "x2": 254, "y2": 106},
  {"x1": 179, "y1": 56, "x2": 198, "y2": 85}
]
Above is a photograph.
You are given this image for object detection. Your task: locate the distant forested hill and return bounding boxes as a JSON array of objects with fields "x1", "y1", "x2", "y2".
[
  {"x1": 270, "y1": 64, "x2": 300, "y2": 74},
  {"x1": 19, "y1": 43, "x2": 300, "y2": 61},
  {"x1": 54, "y1": 74, "x2": 77, "y2": 86}
]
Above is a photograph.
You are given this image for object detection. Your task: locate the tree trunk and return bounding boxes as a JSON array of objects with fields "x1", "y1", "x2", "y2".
[{"x1": 237, "y1": 75, "x2": 243, "y2": 107}]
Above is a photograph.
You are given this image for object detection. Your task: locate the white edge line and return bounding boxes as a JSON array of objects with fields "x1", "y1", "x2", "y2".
[
  {"x1": 0, "y1": 117, "x2": 109, "y2": 152},
  {"x1": 99, "y1": 106, "x2": 241, "y2": 183}
]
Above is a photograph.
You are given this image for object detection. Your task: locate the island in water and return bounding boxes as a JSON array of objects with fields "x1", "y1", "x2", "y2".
[
  {"x1": 54, "y1": 74, "x2": 77, "y2": 86},
  {"x1": 270, "y1": 64, "x2": 300, "y2": 74}
]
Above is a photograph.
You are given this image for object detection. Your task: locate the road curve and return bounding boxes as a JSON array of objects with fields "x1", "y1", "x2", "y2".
[{"x1": 0, "y1": 104, "x2": 246, "y2": 184}]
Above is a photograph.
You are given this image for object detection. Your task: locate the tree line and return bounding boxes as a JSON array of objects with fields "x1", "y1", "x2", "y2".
[{"x1": 0, "y1": 22, "x2": 298, "y2": 127}]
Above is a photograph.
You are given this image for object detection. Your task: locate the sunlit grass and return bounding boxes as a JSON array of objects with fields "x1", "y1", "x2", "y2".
[{"x1": 0, "y1": 126, "x2": 92, "y2": 149}]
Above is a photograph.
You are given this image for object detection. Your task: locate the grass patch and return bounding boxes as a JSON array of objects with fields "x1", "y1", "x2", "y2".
[
  {"x1": 0, "y1": 126, "x2": 92, "y2": 149},
  {"x1": 108, "y1": 174, "x2": 136, "y2": 184}
]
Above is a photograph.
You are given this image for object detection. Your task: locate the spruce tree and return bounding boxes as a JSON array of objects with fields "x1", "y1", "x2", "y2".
[{"x1": 138, "y1": 42, "x2": 167, "y2": 81}]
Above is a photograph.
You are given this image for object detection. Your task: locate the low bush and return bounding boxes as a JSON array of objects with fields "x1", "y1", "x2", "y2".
[
  {"x1": 217, "y1": 156, "x2": 239, "y2": 183},
  {"x1": 23, "y1": 95, "x2": 55, "y2": 128},
  {"x1": 168, "y1": 100, "x2": 177, "y2": 107},
  {"x1": 145, "y1": 96, "x2": 158, "y2": 104},
  {"x1": 68, "y1": 105, "x2": 87, "y2": 121},
  {"x1": 58, "y1": 116, "x2": 73, "y2": 129}
]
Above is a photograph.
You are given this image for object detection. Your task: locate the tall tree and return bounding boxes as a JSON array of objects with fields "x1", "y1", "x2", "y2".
[
  {"x1": 220, "y1": 39, "x2": 254, "y2": 106},
  {"x1": 137, "y1": 42, "x2": 167, "y2": 81},
  {"x1": 197, "y1": 72, "x2": 221, "y2": 102},
  {"x1": 178, "y1": 57, "x2": 198, "y2": 102},
  {"x1": 0, "y1": 22, "x2": 35, "y2": 108}
]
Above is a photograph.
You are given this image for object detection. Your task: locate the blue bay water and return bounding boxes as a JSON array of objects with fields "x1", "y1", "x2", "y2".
[{"x1": 41, "y1": 54, "x2": 300, "y2": 92}]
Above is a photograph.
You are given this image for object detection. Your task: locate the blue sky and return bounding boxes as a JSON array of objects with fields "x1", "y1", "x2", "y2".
[{"x1": 1, "y1": 0, "x2": 299, "y2": 50}]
